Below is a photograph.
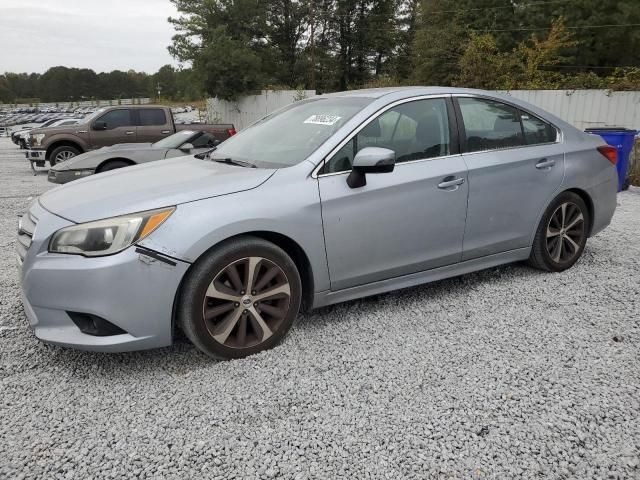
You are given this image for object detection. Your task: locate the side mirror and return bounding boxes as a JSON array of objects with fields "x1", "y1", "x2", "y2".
[
  {"x1": 180, "y1": 142, "x2": 194, "y2": 152},
  {"x1": 347, "y1": 147, "x2": 396, "y2": 188},
  {"x1": 93, "y1": 120, "x2": 107, "y2": 131}
]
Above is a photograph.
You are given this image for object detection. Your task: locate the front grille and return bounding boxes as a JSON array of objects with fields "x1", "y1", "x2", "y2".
[{"x1": 17, "y1": 211, "x2": 37, "y2": 262}]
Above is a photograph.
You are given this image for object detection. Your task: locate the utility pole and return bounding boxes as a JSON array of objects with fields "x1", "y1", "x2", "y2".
[{"x1": 310, "y1": 1, "x2": 316, "y2": 91}]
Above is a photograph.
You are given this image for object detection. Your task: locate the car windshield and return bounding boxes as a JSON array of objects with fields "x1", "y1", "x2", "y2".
[
  {"x1": 153, "y1": 130, "x2": 196, "y2": 148},
  {"x1": 212, "y1": 97, "x2": 372, "y2": 168}
]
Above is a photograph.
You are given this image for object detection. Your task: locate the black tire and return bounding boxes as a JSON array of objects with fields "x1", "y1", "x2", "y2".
[
  {"x1": 98, "y1": 160, "x2": 131, "y2": 173},
  {"x1": 49, "y1": 145, "x2": 80, "y2": 166},
  {"x1": 178, "y1": 236, "x2": 302, "y2": 359},
  {"x1": 528, "y1": 192, "x2": 590, "y2": 272}
]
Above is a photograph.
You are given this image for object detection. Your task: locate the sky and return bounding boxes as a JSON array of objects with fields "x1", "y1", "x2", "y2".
[{"x1": 0, "y1": 0, "x2": 181, "y2": 74}]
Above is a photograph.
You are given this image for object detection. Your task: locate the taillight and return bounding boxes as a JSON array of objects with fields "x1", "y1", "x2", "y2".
[
  {"x1": 597, "y1": 145, "x2": 617, "y2": 165},
  {"x1": 227, "y1": 128, "x2": 236, "y2": 137}
]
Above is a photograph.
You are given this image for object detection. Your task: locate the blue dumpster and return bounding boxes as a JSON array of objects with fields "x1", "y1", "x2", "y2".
[{"x1": 586, "y1": 128, "x2": 638, "y2": 192}]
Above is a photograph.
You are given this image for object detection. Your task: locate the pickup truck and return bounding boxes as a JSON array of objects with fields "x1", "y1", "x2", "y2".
[{"x1": 25, "y1": 105, "x2": 235, "y2": 168}]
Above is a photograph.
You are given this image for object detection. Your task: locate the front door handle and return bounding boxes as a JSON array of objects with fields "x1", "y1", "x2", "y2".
[
  {"x1": 535, "y1": 158, "x2": 555, "y2": 169},
  {"x1": 125, "y1": 131, "x2": 135, "y2": 135},
  {"x1": 438, "y1": 176, "x2": 465, "y2": 190},
  {"x1": 161, "y1": 130, "x2": 171, "y2": 134}
]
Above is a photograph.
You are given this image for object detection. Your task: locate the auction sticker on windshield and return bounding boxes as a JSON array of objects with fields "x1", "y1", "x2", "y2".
[{"x1": 304, "y1": 114, "x2": 341, "y2": 126}]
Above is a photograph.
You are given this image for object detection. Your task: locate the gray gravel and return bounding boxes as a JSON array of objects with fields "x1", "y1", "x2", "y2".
[{"x1": 1, "y1": 135, "x2": 639, "y2": 479}]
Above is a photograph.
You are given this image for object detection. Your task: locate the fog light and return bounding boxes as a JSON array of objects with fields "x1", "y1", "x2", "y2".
[{"x1": 67, "y1": 312, "x2": 127, "y2": 336}]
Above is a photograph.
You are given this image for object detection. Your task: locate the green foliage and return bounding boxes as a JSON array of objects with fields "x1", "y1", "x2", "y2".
[
  {"x1": 413, "y1": 0, "x2": 640, "y2": 90},
  {"x1": 454, "y1": 17, "x2": 640, "y2": 91},
  {"x1": 193, "y1": 27, "x2": 264, "y2": 100}
]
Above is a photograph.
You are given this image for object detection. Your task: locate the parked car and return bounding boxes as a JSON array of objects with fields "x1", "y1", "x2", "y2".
[
  {"x1": 25, "y1": 105, "x2": 235, "y2": 167},
  {"x1": 48, "y1": 129, "x2": 228, "y2": 183},
  {"x1": 18, "y1": 87, "x2": 618, "y2": 359},
  {"x1": 11, "y1": 117, "x2": 67, "y2": 146},
  {"x1": 17, "y1": 119, "x2": 82, "y2": 149}
]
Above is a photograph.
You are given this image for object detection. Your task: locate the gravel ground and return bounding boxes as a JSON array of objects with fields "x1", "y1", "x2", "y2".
[{"x1": 1, "y1": 135, "x2": 639, "y2": 479}]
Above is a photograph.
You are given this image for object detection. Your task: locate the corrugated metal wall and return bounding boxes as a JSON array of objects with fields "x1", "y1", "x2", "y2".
[
  {"x1": 500, "y1": 90, "x2": 640, "y2": 130},
  {"x1": 207, "y1": 90, "x2": 316, "y2": 130}
]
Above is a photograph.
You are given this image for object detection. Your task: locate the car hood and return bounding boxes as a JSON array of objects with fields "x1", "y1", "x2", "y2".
[
  {"x1": 39, "y1": 156, "x2": 277, "y2": 223},
  {"x1": 99, "y1": 143, "x2": 154, "y2": 151}
]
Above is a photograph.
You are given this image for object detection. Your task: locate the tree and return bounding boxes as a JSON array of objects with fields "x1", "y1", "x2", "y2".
[
  {"x1": 456, "y1": 18, "x2": 578, "y2": 90},
  {"x1": 193, "y1": 27, "x2": 264, "y2": 100},
  {"x1": 169, "y1": 0, "x2": 269, "y2": 99}
]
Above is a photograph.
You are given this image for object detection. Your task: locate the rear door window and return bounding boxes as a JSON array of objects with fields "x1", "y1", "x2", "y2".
[
  {"x1": 138, "y1": 109, "x2": 167, "y2": 126},
  {"x1": 457, "y1": 97, "x2": 525, "y2": 152}
]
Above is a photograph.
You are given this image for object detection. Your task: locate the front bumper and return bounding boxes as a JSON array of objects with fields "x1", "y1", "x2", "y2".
[
  {"x1": 48, "y1": 168, "x2": 94, "y2": 184},
  {"x1": 26, "y1": 149, "x2": 46, "y2": 160},
  {"x1": 25, "y1": 149, "x2": 46, "y2": 162},
  {"x1": 18, "y1": 200, "x2": 190, "y2": 352}
]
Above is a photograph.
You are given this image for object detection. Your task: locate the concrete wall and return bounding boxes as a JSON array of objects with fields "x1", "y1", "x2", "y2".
[
  {"x1": 501, "y1": 90, "x2": 640, "y2": 131},
  {"x1": 207, "y1": 90, "x2": 316, "y2": 130}
]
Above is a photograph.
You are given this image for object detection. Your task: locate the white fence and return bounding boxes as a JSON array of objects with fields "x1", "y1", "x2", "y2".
[
  {"x1": 0, "y1": 98, "x2": 151, "y2": 110},
  {"x1": 501, "y1": 90, "x2": 640, "y2": 131},
  {"x1": 207, "y1": 90, "x2": 316, "y2": 130}
]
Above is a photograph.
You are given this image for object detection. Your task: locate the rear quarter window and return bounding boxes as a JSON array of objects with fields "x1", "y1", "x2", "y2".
[{"x1": 520, "y1": 112, "x2": 557, "y2": 144}]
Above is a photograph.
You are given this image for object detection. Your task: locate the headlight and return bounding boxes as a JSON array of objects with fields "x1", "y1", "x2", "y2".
[
  {"x1": 49, "y1": 207, "x2": 175, "y2": 257},
  {"x1": 33, "y1": 133, "x2": 46, "y2": 146}
]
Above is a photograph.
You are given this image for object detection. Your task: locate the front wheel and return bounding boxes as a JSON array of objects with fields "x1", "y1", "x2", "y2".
[
  {"x1": 98, "y1": 160, "x2": 131, "y2": 173},
  {"x1": 528, "y1": 192, "x2": 590, "y2": 272},
  {"x1": 178, "y1": 237, "x2": 302, "y2": 359},
  {"x1": 49, "y1": 145, "x2": 80, "y2": 166}
]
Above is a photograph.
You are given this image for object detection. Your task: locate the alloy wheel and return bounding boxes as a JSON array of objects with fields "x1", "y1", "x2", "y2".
[
  {"x1": 202, "y1": 256, "x2": 291, "y2": 349},
  {"x1": 55, "y1": 150, "x2": 76, "y2": 163},
  {"x1": 545, "y1": 202, "x2": 585, "y2": 263}
]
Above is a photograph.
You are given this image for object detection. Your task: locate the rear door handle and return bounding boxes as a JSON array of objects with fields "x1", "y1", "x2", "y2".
[
  {"x1": 161, "y1": 130, "x2": 171, "y2": 134},
  {"x1": 535, "y1": 158, "x2": 555, "y2": 169},
  {"x1": 125, "y1": 131, "x2": 135, "y2": 135},
  {"x1": 438, "y1": 176, "x2": 465, "y2": 190}
]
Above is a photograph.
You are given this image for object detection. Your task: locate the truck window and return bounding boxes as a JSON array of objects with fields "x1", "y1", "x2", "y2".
[
  {"x1": 138, "y1": 109, "x2": 167, "y2": 126},
  {"x1": 96, "y1": 109, "x2": 133, "y2": 129}
]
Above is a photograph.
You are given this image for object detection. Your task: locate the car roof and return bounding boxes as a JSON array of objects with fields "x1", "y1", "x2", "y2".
[{"x1": 321, "y1": 86, "x2": 493, "y2": 99}]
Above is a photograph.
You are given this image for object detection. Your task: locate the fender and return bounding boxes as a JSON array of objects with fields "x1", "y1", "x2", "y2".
[{"x1": 43, "y1": 133, "x2": 89, "y2": 154}]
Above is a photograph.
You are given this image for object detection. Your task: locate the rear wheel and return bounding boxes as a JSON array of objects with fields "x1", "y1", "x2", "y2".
[
  {"x1": 529, "y1": 192, "x2": 590, "y2": 272},
  {"x1": 49, "y1": 145, "x2": 80, "y2": 166},
  {"x1": 178, "y1": 237, "x2": 302, "y2": 359}
]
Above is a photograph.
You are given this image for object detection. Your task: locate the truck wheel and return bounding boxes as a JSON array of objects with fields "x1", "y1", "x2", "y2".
[
  {"x1": 98, "y1": 160, "x2": 131, "y2": 173},
  {"x1": 49, "y1": 145, "x2": 80, "y2": 166}
]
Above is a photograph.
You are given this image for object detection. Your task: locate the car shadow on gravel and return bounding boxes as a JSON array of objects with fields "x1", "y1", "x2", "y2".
[
  {"x1": 299, "y1": 261, "x2": 542, "y2": 328},
  {"x1": 26, "y1": 260, "x2": 550, "y2": 371}
]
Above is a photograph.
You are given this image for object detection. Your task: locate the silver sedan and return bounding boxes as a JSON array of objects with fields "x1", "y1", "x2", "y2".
[{"x1": 18, "y1": 87, "x2": 618, "y2": 359}]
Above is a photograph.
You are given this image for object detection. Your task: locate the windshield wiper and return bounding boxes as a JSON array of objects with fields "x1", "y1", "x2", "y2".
[
  {"x1": 212, "y1": 157, "x2": 257, "y2": 168},
  {"x1": 195, "y1": 147, "x2": 217, "y2": 160}
]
